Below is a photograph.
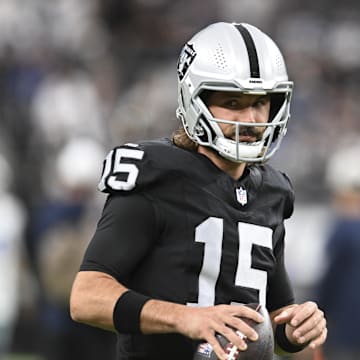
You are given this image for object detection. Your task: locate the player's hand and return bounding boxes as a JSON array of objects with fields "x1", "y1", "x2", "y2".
[
  {"x1": 175, "y1": 304, "x2": 264, "y2": 360},
  {"x1": 274, "y1": 301, "x2": 327, "y2": 350}
]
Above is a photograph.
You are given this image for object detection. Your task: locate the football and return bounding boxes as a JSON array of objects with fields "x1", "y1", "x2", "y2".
[{"x1": 193, "y1": 303, "x2": 274, "y2": 360}]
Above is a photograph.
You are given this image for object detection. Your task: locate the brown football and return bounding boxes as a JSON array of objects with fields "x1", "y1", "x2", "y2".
[{"x1": 193, "y1": 303, "x2": 274, "y2": 360}]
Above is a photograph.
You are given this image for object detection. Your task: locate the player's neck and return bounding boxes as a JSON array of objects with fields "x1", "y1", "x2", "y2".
[{"x1": 198, "y1": 146, "x2": 247, "y2": 180}]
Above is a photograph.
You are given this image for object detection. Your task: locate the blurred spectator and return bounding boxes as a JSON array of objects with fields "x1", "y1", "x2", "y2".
[
  {"x1": 31, "y1": 60, "x2": 107, "y2": 151},
  {"x1": 108, "y1": 61, "x2": 177, "y2": 146},
  {"x1": 0, "y1": 153, "x2": 26, "y2": 357},
  {"x1": 317, "y1": 138, "x2": 360, "y2": 360},
  {"x1": 271, "y1": 12, "x2": 360, "y2": 201},
  {"x1": 27, "y1": 137, "x2": 116, "y2": 360}
]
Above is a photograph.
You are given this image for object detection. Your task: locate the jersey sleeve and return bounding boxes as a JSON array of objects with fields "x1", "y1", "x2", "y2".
[
  {"x1": 97, "y1": 140, "x2": 177, "y2": 195},
  {"x1": 266, "y1": 223, "x2": 295, "y2": 311},
  {"x1": 80, "y1": 192, "x2": 158, "y2": 283},
  {"x1": 97, "y1": 144, "x2": 146, "y2": 194}
]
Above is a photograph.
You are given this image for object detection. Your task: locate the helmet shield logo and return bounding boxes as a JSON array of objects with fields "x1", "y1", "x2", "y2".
[
  {"x1": 235, "y1": 187, "x2": 248, "y2": 205},
  {"x1": 177, "y1": 43, "x2": 196, "y2": 81}
]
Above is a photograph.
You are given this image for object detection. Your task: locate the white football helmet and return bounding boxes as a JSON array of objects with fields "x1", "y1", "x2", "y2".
[{"x1": 176, "y1": 22, "x2": 293, "y2": 163}]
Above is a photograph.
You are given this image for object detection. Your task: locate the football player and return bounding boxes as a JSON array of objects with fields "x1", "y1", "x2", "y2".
[{"x1": 70, "y1": 22, "x2": 327, "y2": 360}]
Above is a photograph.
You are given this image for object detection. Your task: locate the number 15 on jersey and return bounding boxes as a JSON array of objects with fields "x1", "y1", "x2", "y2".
[{"x1": 188, "y1": 217, "x2": 273, "y2": 307}]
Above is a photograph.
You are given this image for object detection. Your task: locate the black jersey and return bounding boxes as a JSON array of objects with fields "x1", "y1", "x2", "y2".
[{"x1": 80, "y1": 138, "x2": 295, "y2": 360}]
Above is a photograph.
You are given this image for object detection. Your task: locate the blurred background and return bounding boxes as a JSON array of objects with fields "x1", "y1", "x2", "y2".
[{"x1": 1, "y1": 0, "x2": 360, "y2": 359}]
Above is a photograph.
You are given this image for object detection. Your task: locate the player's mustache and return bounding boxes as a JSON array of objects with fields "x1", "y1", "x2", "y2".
[{"x1": 225, "y1": 126, "x2": 263, "y2": 140}]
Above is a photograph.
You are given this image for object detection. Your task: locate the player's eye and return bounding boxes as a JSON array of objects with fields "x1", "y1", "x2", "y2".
[
  {"x1": 254, "y1": 97, "x2": 270, "y2": 108},
  {"x1": 224, "y1": 99, "x2": 240, "y2": 108}
]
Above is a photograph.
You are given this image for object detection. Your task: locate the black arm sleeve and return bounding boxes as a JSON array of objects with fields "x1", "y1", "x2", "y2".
[{"x1": 80, "y1": 193, "x2": 158, "y2": 282}]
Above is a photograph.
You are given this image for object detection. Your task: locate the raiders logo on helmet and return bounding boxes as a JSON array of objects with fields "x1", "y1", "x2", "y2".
[{"x1": 177, "y1": 42, "x2": 196, "y2": 81}]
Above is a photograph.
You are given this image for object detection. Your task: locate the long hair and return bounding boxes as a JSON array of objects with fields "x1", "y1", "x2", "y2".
[{"x1": 171, "y1": 127, "x2": 198, "y2": 152}]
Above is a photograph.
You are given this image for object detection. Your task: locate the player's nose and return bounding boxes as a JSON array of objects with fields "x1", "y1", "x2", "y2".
[{"x1": 234, "y1": 106, "x2": 256, "y2": 123}]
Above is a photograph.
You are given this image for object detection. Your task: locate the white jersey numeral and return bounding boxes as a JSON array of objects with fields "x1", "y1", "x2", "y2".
[
  {"x1": 98, "y1": 148, "x2": 144, "y2": 191},
  {"x1": 188, "y1": 218, "x2": 273, "y2": 307},
  {"x1": 234, "y1": 222, "x2": 273, "y2": 306},
  {"x1": 188, "y1": 217, "x2": 223, "y2": 306}
]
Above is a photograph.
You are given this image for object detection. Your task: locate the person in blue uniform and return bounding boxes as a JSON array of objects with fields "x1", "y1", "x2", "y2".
[
  {"x1": 70, "y1": 22, "x2": 327, "y2": 360},
  {"x1": 317, "y1": 141, "x2": 360, "y2": 360}
]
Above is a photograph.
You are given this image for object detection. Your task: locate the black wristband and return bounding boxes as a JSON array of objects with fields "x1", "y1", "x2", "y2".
[
  {"x1": 275, "y1": 323, "x2": 308, "y2": 353},
  {"x1": 113, "y1": 290, "x2": 151, "y2": 334}
]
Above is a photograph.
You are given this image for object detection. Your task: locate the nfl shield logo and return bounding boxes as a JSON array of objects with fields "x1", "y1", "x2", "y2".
[
  {"x1": 196, "y1": 342, "x2": 213, "y2": 358},
  {"x1": 235, "y1": 187, "x2": 247, "y2": 206}
]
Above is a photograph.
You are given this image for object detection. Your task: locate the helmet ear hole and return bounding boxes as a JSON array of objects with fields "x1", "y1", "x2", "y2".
[
  {"x1": 196, "y1": 91, "x2": 218, "y2": 143},
  {"x1": 197, "y1": 117, "x2": 217, "y2": 143}
]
